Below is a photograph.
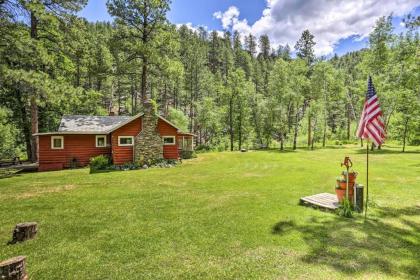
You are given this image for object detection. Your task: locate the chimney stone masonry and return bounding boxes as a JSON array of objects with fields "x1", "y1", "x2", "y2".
[{"x1": 134, "y1": 98, "x2": 163, "y2": 164}]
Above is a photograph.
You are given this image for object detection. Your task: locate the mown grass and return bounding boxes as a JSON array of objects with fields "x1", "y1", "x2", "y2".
[{"x1": 0, "y1": 145, "x2": 419, "y2": 279}]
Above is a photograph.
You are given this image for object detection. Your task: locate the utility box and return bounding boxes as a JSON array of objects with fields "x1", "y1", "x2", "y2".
[{"x1": 354, "y1": 184, "x2": 364, "y2": 213}]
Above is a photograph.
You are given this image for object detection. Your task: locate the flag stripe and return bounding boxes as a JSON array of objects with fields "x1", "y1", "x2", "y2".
[{"x1": 356, "y1": 76, "x2": 385, "y2": 146}]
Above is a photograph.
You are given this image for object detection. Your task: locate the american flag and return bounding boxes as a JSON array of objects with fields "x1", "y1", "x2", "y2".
[{"x1": 356, "y1": 76, "x2": 385, "y2": 146}]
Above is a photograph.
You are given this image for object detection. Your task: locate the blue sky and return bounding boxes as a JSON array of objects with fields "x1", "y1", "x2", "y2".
[{"x1": 79, "y1": 0, "x2": 420, "y2": 56}]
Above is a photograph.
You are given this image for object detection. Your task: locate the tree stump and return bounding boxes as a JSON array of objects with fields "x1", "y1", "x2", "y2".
[
  {"x1": 0, "y1": 256, "x2": 28, "y2": 280},
  {"x1": 11, "y1": 222, "x2": 37, "y2": 244}
]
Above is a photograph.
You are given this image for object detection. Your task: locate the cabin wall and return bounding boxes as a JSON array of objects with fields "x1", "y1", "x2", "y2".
[
  {"x1": 158, "y1": 119, "x2": 179, "y2": 160},
  {"x1": 111, "y1": 118, "x2": 142, "y2": 165},
  {"x1": 38, "y1": 134, "x2": 111, "y2": 171},
  {"x1": 38, "y1": 116, "x2": 184, "y2": 171},
  {"x1": 111, "y1": 117, "x2": 179, "y2": 164}
]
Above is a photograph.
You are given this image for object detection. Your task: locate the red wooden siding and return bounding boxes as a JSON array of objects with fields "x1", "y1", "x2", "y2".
[
  {"x1": 38, "y1": 134, "x2": 111, "y2": 171},
  {"x1": 111, "y1": 117, "x2": 142, "y2": 165},
  {"x1": 158, "y1": 118, "x2": 179, "y2": 159},
  {"x1": 38, "y1": 115, "x2": 186, "y2": 171}
]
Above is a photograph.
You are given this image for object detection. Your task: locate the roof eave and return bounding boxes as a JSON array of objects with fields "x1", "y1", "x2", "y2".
[{"x1": 33, "y1": 131, "x2": 108, "y2": 136}]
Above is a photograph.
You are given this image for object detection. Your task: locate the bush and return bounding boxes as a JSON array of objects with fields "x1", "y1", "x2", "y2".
[
  {"x1": 181, "y1": 150, "x2": 197, "y2": 159},
  {"x1": 338, "y1": 198, "x2": 353, "y2": 218},
  {"x1": 195, "y1": 144, "x2": 212, "y2": 152},
  {"x1": 89, "y1": 155, "x2": 110, "y2": 173}
]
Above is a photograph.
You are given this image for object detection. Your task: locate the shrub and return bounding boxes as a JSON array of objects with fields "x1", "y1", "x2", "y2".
[
  {"x1": 181, "y1": 150, "x2": 197, "y2": 159},
  {"x1": 338, "y1": 198, "x2": 353, "y2": 218},
  {"x1": 195, "y1": 144, "x2": 212, "y2": 152},
  {"x1": 89, "y1": 155, "x2": 110, "y2": 173}
]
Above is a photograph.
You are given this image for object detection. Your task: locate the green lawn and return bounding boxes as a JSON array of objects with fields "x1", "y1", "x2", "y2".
[{"x1": 1, "y1": 146, "x2": 419, "y2": 279}]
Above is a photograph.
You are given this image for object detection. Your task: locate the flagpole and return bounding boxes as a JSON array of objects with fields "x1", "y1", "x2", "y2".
[{"x1": 365, "y1": 139, "x2": 369, "y2": 220}]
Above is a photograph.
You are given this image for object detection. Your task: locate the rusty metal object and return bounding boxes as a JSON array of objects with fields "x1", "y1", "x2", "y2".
[{"x1": 341, "y1": 156, "x2": 353, "y2": 169}]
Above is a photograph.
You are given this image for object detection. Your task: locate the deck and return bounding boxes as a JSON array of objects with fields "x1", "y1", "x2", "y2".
[{"x1": 300, "y1": 193, "x2": 339, "y2": 210}]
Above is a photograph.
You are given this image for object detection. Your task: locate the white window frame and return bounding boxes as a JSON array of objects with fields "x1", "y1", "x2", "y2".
[
  {"x1": 95, "y1": 135, "x2": 107, "y2": 148},
  {"x1": 51, "y1": 136, "x2": 64, "y2": 149},
  {"x1": 118, "y1": 136, "x2": 134, "y2": 146},
  {"x1": 163, "y1": 136, "x2": 176, "y2": 146}
]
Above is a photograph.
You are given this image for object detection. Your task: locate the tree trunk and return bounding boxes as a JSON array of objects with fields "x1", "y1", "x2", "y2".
[
  {"x1": 402, "y1": 117, "x2": 409, "y2": 152},
  {"x1": 322, "y1": 79, "x2": 327, "y2": 148},
  {"x1": 117, "y1": 80, "x2": 122, "y2": 114},
  {"x1": 293, "y1": 108, "x2": 299, "y2": 150},
  {"x1": 229, "y1": 97, "x2": 234, "y2": 151},
  {"x1": 322, "y1": 122, "x2": 326, "y2": 147},
  {"x1": 189, "y1": 69, "x2": 194, "y2": 131},
  {"x1": 311, "y1": 136, "x2": 315, "y2": 150},
  {"x1": 141, "y1": 58, "x2": 148, "y2": 100},
  {"x1": 0, "y1": 256, "x2": 27, "y2": 280},
  {"x1": 131, "y1": 82, "x2": 135, "y2": 115},
  {"x1": 18, "y1": 90, "x2": 32, "y2": 160},
  {"x1": 238, "y1": 108, "x2": 242, "y2": 150},
  {"x1": 76, "y1": 57, "x2": 81, "y2": 87},
  {"x1": 30, "y1": 11, "x2": 38, "y2": 162},
  {"x1": 311, "y1": 117, "x2": 317, "y2": 150},
  {"x1": 347, "y1": 104, "x2": 351, "y2": 140},
  {"x1": 30, "y1": 96, "x2": 38, "y2": 162},
  {"x1": 280, "y1": 134, "x2": 284, "y2": 151},
  {"x1": 307, "y1": 113, "x2": 311, "y2": 147}
]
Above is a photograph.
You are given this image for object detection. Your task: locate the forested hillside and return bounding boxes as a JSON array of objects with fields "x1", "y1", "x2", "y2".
[{"x1": 0, "y1": 0, "x2": 419, "y2": 161}]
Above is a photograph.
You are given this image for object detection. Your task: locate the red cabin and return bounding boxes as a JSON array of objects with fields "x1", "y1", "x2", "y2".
[{"x1": 34, "y1": 112, "x2": 195, "y2": 172}]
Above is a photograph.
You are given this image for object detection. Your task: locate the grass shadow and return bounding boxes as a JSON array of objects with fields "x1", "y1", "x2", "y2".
[{"x1": 272, "y1": 205, "x2": 420, "y2": 278}]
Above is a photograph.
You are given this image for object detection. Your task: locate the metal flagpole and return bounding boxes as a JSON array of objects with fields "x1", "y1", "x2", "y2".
[{"x1": 365, "y1": 139, "x2": 369, "y2": 220}]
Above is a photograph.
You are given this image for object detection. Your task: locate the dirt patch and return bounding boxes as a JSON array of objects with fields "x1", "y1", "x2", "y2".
[
  {"x1": 241, "y1": 172, "x2": 265, "y2": 178},
  {"x1": 16, "y1": 185, "x2": 78, "y2": 199}
]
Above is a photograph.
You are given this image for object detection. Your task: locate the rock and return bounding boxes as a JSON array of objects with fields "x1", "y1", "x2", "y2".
[
  {"x1": 0, "y1": 256, "x2": 28, "y2": 280},
  {"x1": 241, "y1": 148, "x2": 247, "y2": 152},
  {"x1": 142, "y1": 164, "x2": 148, "y2": 169},
  {"x1": 10, "y1": 222, "x2": 37, "y2": 244},
  {"x1": 134, "y1": 99, "x2": 164, "y2": 164}
]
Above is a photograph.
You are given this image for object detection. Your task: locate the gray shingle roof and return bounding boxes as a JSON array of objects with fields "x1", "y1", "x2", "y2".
[
  {"x1": 58, "y1": 115, "x2": 134, "y2": 133},
  {"x1": 33, "y1": 113, "x2": 196, "y2": 136}
]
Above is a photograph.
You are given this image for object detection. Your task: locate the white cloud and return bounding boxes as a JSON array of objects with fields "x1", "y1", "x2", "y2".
[
  {"x1": 213, "y1": 6, "x2": 240, "y2": 29},
  {"x1": 213, "y1": 0, "x2": 419, "y2": 55},
  {"x1": 176, "y1": 22, "x2": 208, "y2": 33}
]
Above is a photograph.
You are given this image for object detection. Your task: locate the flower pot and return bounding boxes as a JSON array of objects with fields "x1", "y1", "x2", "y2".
[
  {"x1": 336, "y1": 180, "x2": 355, "y2": 191},
  {"x1": 342, "y1": 171, "x2": 357, "y2": 183},
  {"x1": 335, "y1": 188, "x2": 354, "y2": 203}
]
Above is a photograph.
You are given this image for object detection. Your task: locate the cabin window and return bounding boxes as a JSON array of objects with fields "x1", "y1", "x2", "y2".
[
  {"x1": 51, "y1": 136, "x2": 64, "y2": 149},
  {"x1": 96, "y1": 135, "x2": 107, "y2": 147},
  {"x1": 163, "y1": 136, "x2": 176, "y2": 145},
  {"x1": 118, "y1": 136, "x2": 134, "y2": 146}
]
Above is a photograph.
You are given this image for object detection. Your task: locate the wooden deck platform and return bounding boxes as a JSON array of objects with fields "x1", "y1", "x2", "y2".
[{"x1": 300, "y1": 193, "x2": 339, "y2": 210}]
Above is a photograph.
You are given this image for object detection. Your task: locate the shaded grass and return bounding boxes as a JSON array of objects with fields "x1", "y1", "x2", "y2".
[{"x1": 0, "y1": 145, "x2": 419, "y2": 279}]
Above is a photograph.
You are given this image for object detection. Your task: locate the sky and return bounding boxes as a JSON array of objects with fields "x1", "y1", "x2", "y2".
[{"x1": 78, "y1": 0, "x2": 420, "y2": 56}]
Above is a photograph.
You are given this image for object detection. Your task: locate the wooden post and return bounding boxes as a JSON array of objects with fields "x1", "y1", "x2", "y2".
[
  {"x1": 0, "y1": 256, "x2": 28, "y2": 280},
  {"x1": 365, "y1": 141, "x2": 369, "y2": 220},
  {"x1": 345, "y1": 164, "x2": 349, "y2": 200},
  {"x1": 11, "y1": 222, "x2": 37, "y2": 244}
]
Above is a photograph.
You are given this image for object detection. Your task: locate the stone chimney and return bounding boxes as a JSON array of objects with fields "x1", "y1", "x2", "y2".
[{"x1": 134, "y1": 96, "x2": 163, "y2": 164}]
